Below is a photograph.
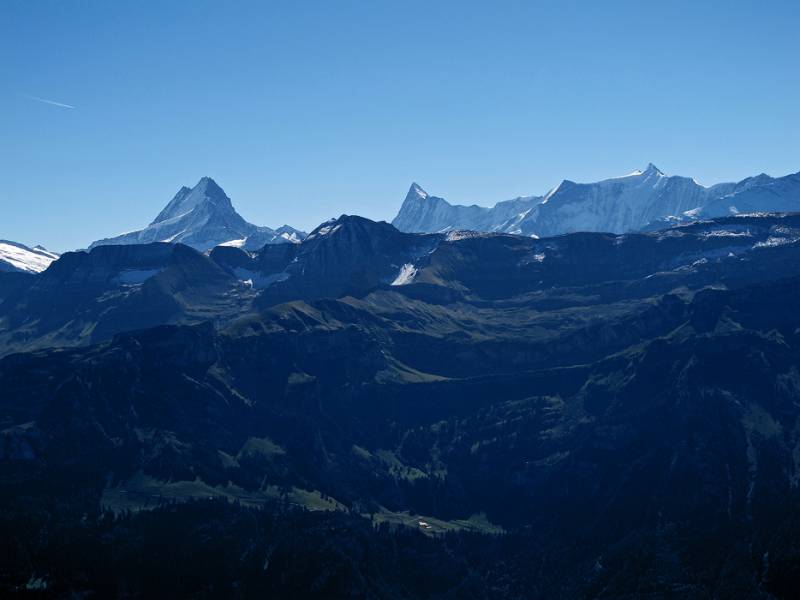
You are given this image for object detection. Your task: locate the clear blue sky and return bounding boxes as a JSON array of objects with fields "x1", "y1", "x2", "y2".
[{"x1": 2, "y1": 0, "x2": 799, "y2": 251}]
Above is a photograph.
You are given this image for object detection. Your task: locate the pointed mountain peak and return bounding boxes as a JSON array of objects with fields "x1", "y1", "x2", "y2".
[
  {"x1": 644, "y1": 163, "x2": 664, "y2": 176},
  {"x1": 90, "y1": 178, "x2": 304, "y2": 252},
  {"x1": 407, "y1": 182, "x2": 429, "y2": 201},
  {"x1": 193, "y1": 176, "x2": 225, "y2": 194},
  {"x1": 152, "y1": 177, "x2": 233, "y2": 225}
]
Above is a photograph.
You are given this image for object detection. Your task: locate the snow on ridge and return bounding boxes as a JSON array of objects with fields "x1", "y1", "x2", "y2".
[
  {"x1": 445, "y1": 230, "x2": 483, "y2": 241},
  {"x1": 701, "y1": 230, "x2": 752, "y2": 238},
  {"x1": 754, "y1": 236, "x2": 799, "y2": 249},
  {"x1": 219, "y1": 238, "x2": 247, "y2": 248},
  {"x1": 617, "y1": 170, "x2": 644, "y2": 178},
  {"x1": 161, "y1": 229, "x2": 188, "y2": 243},
  {"x1": 0, "y1": 241, "x2": 59, "y2": 273},
  {"x1": 410, "y1": 184, "x2": 429, "y2": 200},
  {"x1": 280, "y1": 231, "x2": 302, "y2": 243},
  {"x1": 309, "y1": 224, "x2": 341, "y2": 238}
]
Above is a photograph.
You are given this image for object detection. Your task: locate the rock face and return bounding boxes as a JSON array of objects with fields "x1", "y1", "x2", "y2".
[
  {"x1": 89, "y1": 177, "x2": 306, "y2": 251},
  {"x1": 393, "y1": 164, "x2": 800, "y2": 236}
]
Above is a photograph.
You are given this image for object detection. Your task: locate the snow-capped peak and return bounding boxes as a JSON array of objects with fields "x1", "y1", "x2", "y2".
[
  {"x1": 391, "y1": 163, "x2": 740, "y2": 238},
  {"x1": 407, "y1": 183, "x2": 429, "y2": 200},
  {"x1": 615, "y1": 164, "x2": 664, "y2": 180},
  {"x1": 644, "y1": 163, "x2": 665, "y2": 176},
  {"x1": 89, "y1": 178, "x2": 306, "y2": 251},
  {"x1": 0, "y1": 240, "x2": 59, "y2": 273},
  {"x1": 151, "y1": 176, "x2": 232, "y2": 225}
]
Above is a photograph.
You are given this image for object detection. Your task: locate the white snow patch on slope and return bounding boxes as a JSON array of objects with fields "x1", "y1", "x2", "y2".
[
  {"x1": 391, "y1": 263, "x2": 417, "y2": 286},
  {"x1": 701, "y1": 230, "x2": 752, "y2": 238},
  {"x1": 445, "y1": 230, "x2": 481, "y2": 241},
  {"x1": 754, "y1": 236, "x2": 798, "y2": 249},
  {"x1": 219, "y1": 238, "x2": 247, "y2": 248},
  {"x1": 280, "y1": 232, "x2": 302, "y2": 243},
  {"x1": 233, "y1": 268, "x2": 290, "y2": 289},
  {"x1": 306, "y1": 223, "x2": 342, "y2": 240}
]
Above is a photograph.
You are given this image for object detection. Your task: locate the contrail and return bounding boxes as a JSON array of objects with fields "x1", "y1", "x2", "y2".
[{"x1": 24, "y1": 95, "x2": 76, "y2": 109}]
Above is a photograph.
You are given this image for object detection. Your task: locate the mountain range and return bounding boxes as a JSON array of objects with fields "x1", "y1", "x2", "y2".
[
  {"x1": 5, "y1": 165, "x2": 798, "y2": 265},
  {"x1": 393, "y1": 164, "x2": 800, "y2": 237},
  {"x1": 89, "y1": 176, "x2": 306, "y2": 251},
  {"x1": 5, "y1": 209, "x2": 800, "y2": 595},
  {"x1": 5, "y1": 167, "x2": 800, "y2": 596}
]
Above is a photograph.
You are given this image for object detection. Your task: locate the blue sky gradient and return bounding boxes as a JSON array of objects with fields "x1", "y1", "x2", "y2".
[{"x1": 2, "y1": 0, "x2": 799, "y2": 250}]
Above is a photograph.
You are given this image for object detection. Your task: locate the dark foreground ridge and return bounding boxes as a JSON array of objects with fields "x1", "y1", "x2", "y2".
[{"x1": 4, "y1": 213, "x2": 800, "y2": 596}]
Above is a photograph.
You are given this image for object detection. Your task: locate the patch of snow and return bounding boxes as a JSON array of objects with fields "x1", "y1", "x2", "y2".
[
  {"x1": 233, "y1": 268, "x2": 290, "y2": 289},
  {"x1": 541, "y1": 182, "x2": 563, "y2": 204},
  {"x1": 280, "y1": 232, "x2": 302, "y2": 243},
  {"x1": 391, "y1": 263, "x2": 417, "y2": 286},
  {"x1": 219, "y1": 238, "x2": 247, "y2": 248},
  {"x1": 618, "y1": 170, "x2": 644, "y2": 178},
  {"x1": 754, "y1": 237, "x2": 798, "y2": 249},
  {"x1": 410, "y1": 184, "x2": 429, "y2": 200},
  {"x1": 701, "y1": 230, "x2": 752, "y2": 238},
  {"x1": 161, "y1": 229, "x2": 187, "y2": 243},
  {"x1": 445, "y1": 230, "x2": 480, "y2": 241},
  {"x1": 307, "y1": 221, "x2": 341, "y2": 240}
]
